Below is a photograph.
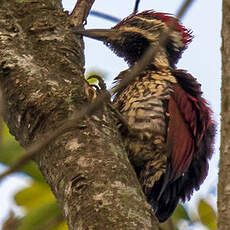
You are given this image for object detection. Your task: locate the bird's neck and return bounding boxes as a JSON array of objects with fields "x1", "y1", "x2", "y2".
[
  {"x1": 130, "y1": 48, "x2": 170, "y2": 71},
  {"x1": 152, "y1": 48, "x2": 170, "y2": 70}
]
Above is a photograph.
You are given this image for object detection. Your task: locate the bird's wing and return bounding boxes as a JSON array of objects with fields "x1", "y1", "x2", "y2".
[
  {"x1": 167, "y1": 70, "x2": 212, "y2": 181},
  {"x1": 167, "y1": 84, "x2": 197, "y2": 180},
  {"x1": 154, "y1": 74, "x2": 214, "y2": 220}
]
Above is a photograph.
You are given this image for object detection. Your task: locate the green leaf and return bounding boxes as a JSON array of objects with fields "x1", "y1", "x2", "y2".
[
  {"x1": 50, "y1": 221, "x2": 68, "y2": 230},
  {"x1": 159, "y1": 205, "x2": 191, "y2": 230},
  {"x1": 198, "y1": 199, "x2": 217, "y2": 230},
  {"x1": 0, "y1": 140, "x2": 45, "y2": 182},
  {"x1": 171, "y1": 204, "x2": 191, "y2": 225},
  {"x1": 1, "y1": 120, "x2": 15, "y2": 143},
  {"x1": 85, "y1": 71, "x2": 106, "y2": 85},
  {"x1": 16, "y1": 201, "x2": 63, "y2": 230},
  {"x1": 0, "y1": 121, "x2": 44, "y2": 182},
  {"x1": 86, "y1": 77, "x2": 98, "y2": 84},
  {"x1": 15, "y1": 182, "x2": 55, "y2": 210},
  {"x1": 0, "y1": 140, "x2": 23, "y2": 163}
]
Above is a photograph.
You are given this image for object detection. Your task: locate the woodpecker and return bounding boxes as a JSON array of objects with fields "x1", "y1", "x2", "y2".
[{"x1": 75, "y1": 10, "x2": 216, "y2": 222}]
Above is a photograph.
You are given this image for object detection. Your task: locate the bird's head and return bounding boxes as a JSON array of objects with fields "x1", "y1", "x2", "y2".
[{"x1": 74, "y1": 10, "x2": 193, "y2": 68}]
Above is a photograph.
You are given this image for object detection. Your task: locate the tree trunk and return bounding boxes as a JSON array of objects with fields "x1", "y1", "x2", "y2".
[
  {"x1": 0, "y1": 0, "x2": 158, "y2": 229},
  {"x1": 218, "y1": 0, "x2": 230, "y2": 229}
]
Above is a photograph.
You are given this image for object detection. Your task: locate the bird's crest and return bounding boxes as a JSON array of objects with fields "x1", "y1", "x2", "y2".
[{"x1": 115, "y1": 10, "x2": 193, "y2": 49}]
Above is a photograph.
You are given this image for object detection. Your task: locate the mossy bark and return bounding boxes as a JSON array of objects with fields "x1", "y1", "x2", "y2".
[{"x1": 0, "y1": 0, "x2": 158, "y2": 229}]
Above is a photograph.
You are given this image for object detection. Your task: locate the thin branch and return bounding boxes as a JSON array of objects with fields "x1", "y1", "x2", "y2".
[
  {"x1": 0, "y1": 0, "x2": 195, "y2": 180},
  {"x1": 175, "y1": 0, "x2": 194, "y2": 19},
  {"x1": 70, "y1": 0, "x2": 95, "y2": 27},
  {"x1": 133, "y1": 0, "x2": 141, "y2": 13},
  {"x1": 90, "y1": 10, "x2": 120, "y2": 23}
]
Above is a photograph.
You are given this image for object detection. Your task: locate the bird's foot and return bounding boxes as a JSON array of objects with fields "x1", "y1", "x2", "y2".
[{"x1": 86, "y1": 75, "x2": 134, "y2": 135}]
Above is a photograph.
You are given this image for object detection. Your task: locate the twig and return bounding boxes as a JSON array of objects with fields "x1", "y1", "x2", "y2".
[
  {"x1": 0, "y1": 0, "x2": 195, "y2": 180},
  {"x1": 133, "y1": 0, "x2": 141, "y2": 13},
  {"x1": 90, "y1": 10, "x2": 120, "y2": 23},
  {"x1": 176, "y1": 0, "x2": 194, "y2": 18},
  {"x1": 70, "y1": 0, "x2": 95, "y2": 27}
]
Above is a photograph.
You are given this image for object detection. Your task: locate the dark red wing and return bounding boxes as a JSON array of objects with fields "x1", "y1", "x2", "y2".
[
  {"x1": 154, "y1": 71, "x2": 215, "y2": 222},
  {"x1": 167, "y1": 69, "x2": 213, "y2": 181},
  {"x1": 168, "y1": 85, "x2": 197, "y2": 180}
]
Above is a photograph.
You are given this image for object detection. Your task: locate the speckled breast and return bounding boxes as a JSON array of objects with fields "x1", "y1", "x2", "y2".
[{"x1": 113, "y1": 70, "x2": 177, "y2": 166}]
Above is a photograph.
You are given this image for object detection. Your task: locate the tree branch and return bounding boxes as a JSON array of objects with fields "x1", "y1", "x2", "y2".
[
  {"x1": 133, "y1": 0, "x2": 141, "y2": 13},
  {"x1": 0, "y1": 0, "x2": 158, "y2": 229},
  {"x1": 218, "y1": 0, "x2": 230, "y2": 229},
  {"x1": 70, "y1": 0, "x2": 95, "y2": 27}
]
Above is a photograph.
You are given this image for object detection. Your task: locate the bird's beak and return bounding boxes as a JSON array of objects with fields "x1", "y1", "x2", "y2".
[{"x1": 73, "y1": 28, "x2": 117, "y2": 42}]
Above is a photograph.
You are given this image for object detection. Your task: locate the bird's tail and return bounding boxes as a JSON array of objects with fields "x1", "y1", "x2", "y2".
[{"x1": 139, "y1": 158, "x2": 180, "y2": 222}]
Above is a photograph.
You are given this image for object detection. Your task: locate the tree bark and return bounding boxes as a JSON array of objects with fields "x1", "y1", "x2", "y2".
[
  {"x1": 0, "y1": 0, "x2": 158, "y2": 229},
  {"x1": 218, "y1": 0, "x2": 230, "y2": 229}
]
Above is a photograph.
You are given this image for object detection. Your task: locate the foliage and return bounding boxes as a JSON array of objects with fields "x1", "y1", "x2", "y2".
[
  {"x1": 0, "y1": 121, "x2": 67, "y2": 230},
  {"x1": 159, "y1": 200, "x2": 217, "y2": 230},
  {"x1": 198, "y1": 199, "x2": 217, "y2": 230}
]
